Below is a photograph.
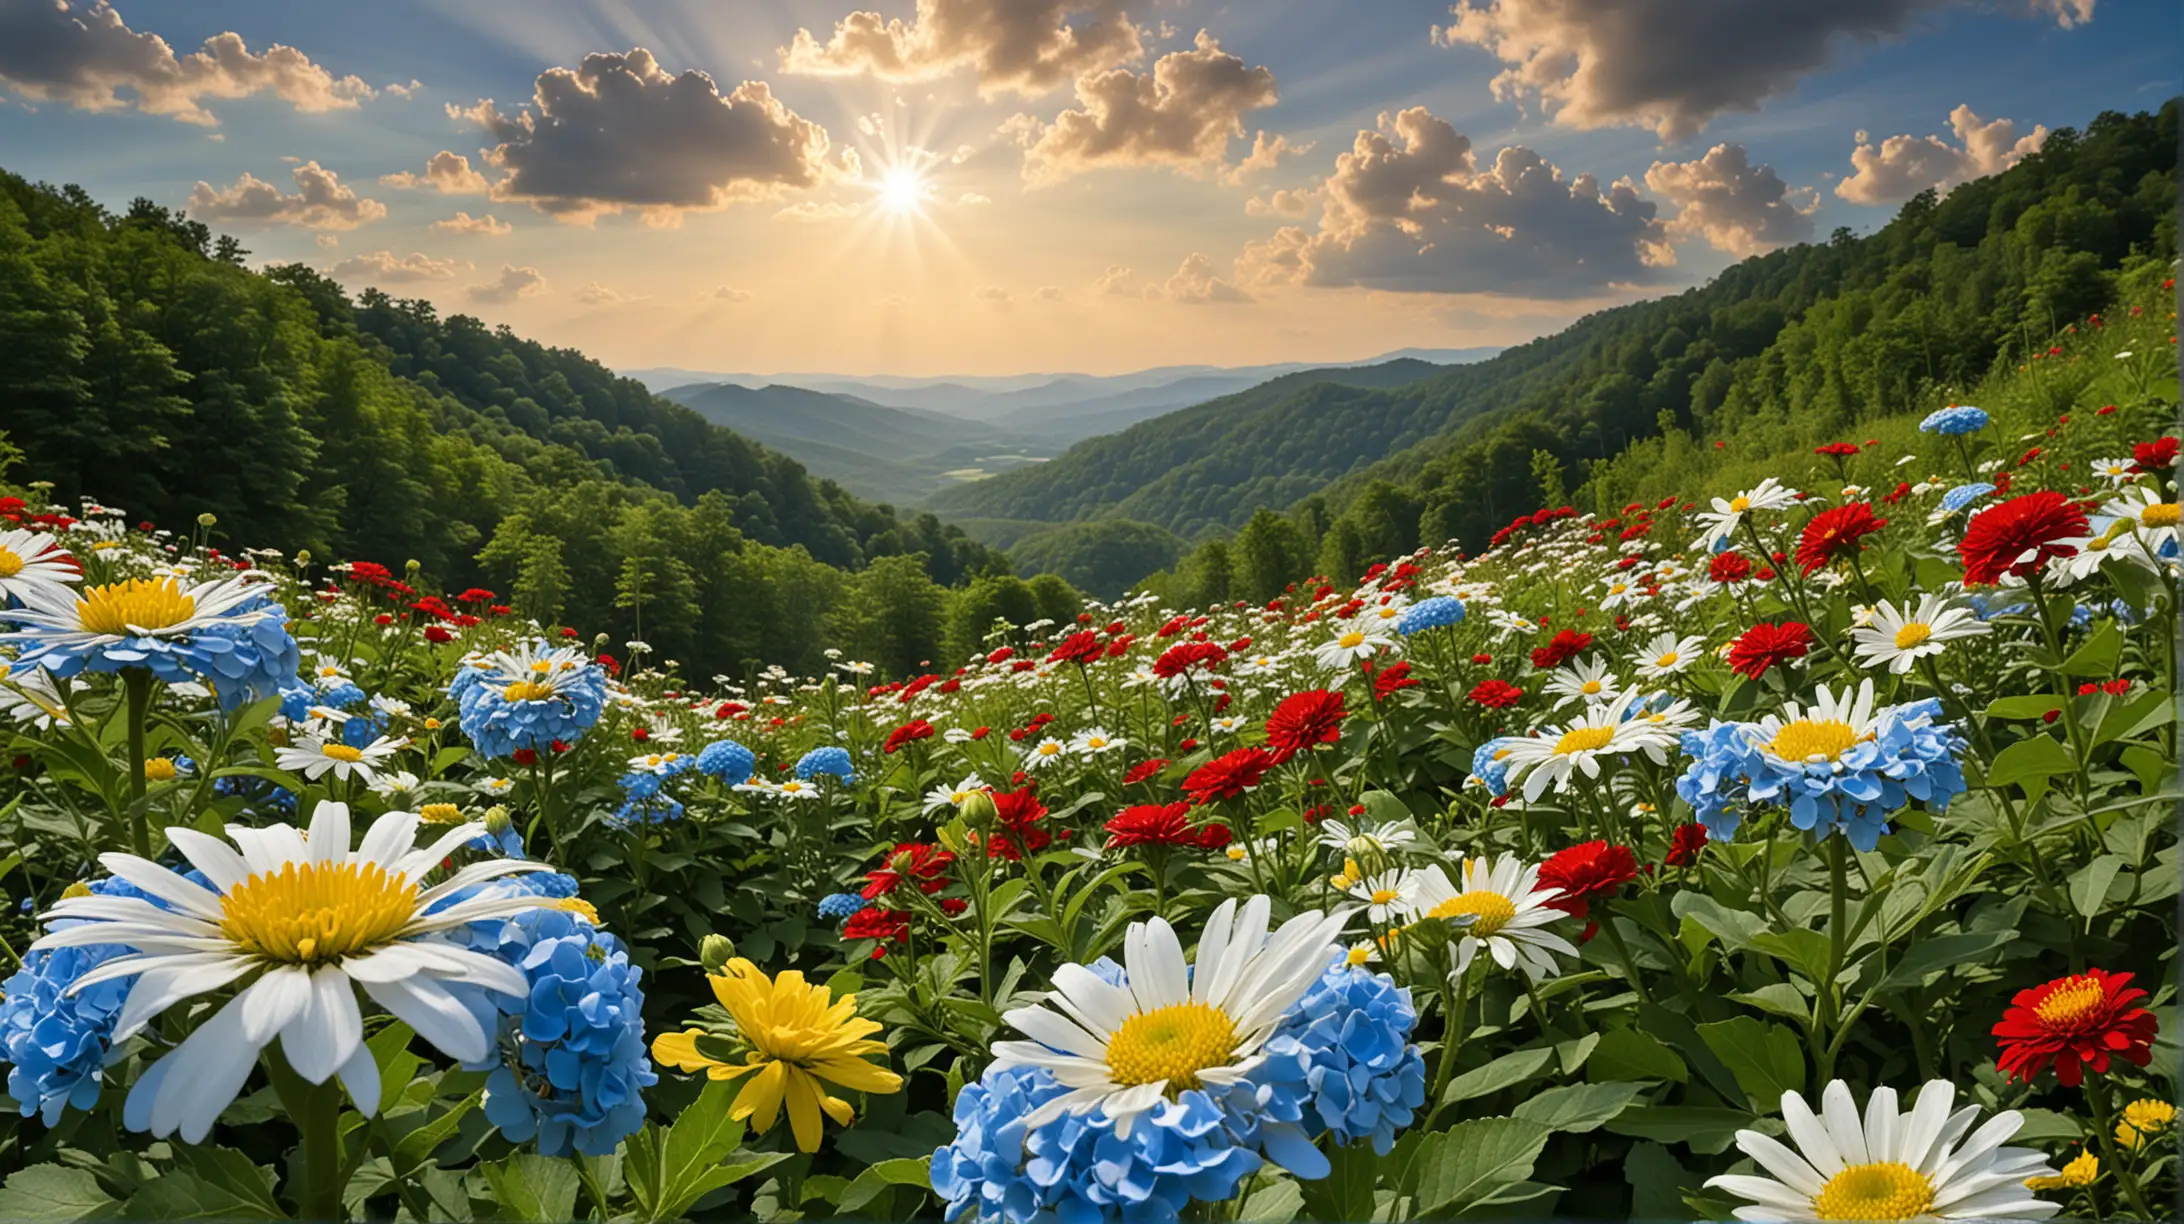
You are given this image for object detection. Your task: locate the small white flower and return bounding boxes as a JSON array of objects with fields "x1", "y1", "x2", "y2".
[
  {"x1": 1022, "y1": 737, "x2": 1070, "y2": 770},
  {"x1": 1071, "y1": 727, "x2": 1124, "y2": 755},
  {"x1": 276, "y1": 735, "x2": 401, "y2": 784}
]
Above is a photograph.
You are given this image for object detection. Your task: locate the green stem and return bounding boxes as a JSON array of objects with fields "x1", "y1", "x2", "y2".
[
  {"x1": 1427, "y1": 962, "x2": 1469, "y2": 1120},
  {"x1": 2084, "y1": 1075, "x2": 2157, "y2": 1221},
  {"x1": 122, "y1": 669, "x2": 153, "y2": 858},
  {"x1": 1816, "y1": 834, "x2": 1849, "y2": 1087},
  {"x1": 2025, "y1": 571, "x2": 2095, "y2": 798}
]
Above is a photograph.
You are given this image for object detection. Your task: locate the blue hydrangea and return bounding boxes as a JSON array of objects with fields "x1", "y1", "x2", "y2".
[
  {"x1": 931, "y1": 1065, "x2": 1263, "y2": 1224},
  {"x1": 1262, "y1": 962, "x2": 1426, "y2": 1155},
  {"x1": 1471, "y1": 738, "x2": 1516, "y2": 796},
  {"x1": 1939, "y1": 483, "x2": 1996, "y2": 514},
  {"x1": 453, "y1": 643, "x2": 608, "y2": 760},
  {"x1": 618, "y1": 770, "x2": 665, "y2": 801},
  {"x1": 608, "y1": 793, "x2": 684, "y2": 827},
  {"x1": 696, "y1": 739, "x2": 756, "y2": 785},
  {"x1": 6, "y1": 591, "x2": 301, "y2": 712},
  {"x1": 1394, "y1": 596, "x2": 1465, "y2": 636},
  {"x1": 316, "y1": 679, "x2": 367, "y2": 709},
  {"x1": 794, "y1": 746, "x2": 855, "y2": 784},
  {"x1": 0, "y1": 878, "x2": 144, "y2": 1123},
  {"x1": 1920, "y1": 405, "x2": 1990, "y2": 436},
  {"x1": 279, "y1": 682, "x2": 316, "y2": 721},
  {"x1": 818, "y1": 892, "x2": 870, "y2": 920},
  {"x1": 340, "y1": 709, "x2": 389, "y2": 749},
  {"x1": 462, "y1": 880, "x2": 654, "y2": 1158}
]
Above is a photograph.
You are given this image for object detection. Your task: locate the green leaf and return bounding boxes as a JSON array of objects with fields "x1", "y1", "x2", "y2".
[
  {"x1": 0, "y1": 1166, "x2": 120, "y2": 1222},
  {"x1": 1239, "y1": 1178, "x2": 1304, "y2": 1222},
  {"x1": 1985, "y1": 735, "x2": 2075, "y2": 790},
  {"x1": 1604, "y1": 1106, "x2": 1756, "y2": 1155},
  {"x1": 1696, "y1": 1017, "x2": 1805, "y2": 1111},
  {"x1": 2070, "y1": 855, "x2": 2127, "y2": 919},
  {"x1": 1624, "y1": 1142, "x2": 1695, "y2": 1221},
  {"x1": 1750, "y1": 928, "x2": 1833, "y2": 985},
  {"x1": 1637, "y1": 1004, "x2": 1743, "y2": 1104},
  {"x1": 479, "y1": 1154, "x2": 580, "y2": 1223},
  {"x1": 2093, "y1": 687, "x2": 2172, "y2": 746},
  {"x1": 388, "y1": 1089, "x2": 482, "y2": 1177},
  {"x1": 1669, "y1": 893, "x2": 1766, "y2": 951},
  {"x1": 2060, "y1": 618, "x2": 2122, "y2": 677},
  {"x1": 1878, "y1": 930, "x2": 2018, "y2": 990},
  {"x1": 1512, "y1": 1081, "x2": 1648, "y2": 1134},
  {"x1": 1405, "y1": 1117, "x2": 1550, "y2": 1217},
  {"x1": 834, "y1": 1157, "x2": 932, "y2": 1215},
  {"x1": 1298, "y1": 1139, "x2": 1380, "y2": 1224},
  {"x1": 1587, "y1": 1027, "x2": 1686, "y2": 1085},
  {"x1": 625, "y1": 1078, "x2": 791, "y2": 1223},
  {"x1": 1441, "y1": 1045, "x2": 1557, "y2": 1105},
  {"x1": 1984, "y1": 694, "x2": 2066, "y2": 720}
]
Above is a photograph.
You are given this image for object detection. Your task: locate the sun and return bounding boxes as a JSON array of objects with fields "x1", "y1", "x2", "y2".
[{"x1": 875, "y1": 164, "x2": 931, "y2": 216}]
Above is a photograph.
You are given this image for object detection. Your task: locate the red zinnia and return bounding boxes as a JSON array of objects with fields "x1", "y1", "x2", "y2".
[
  {"x1": 1993, "y1": 968, "x2": 2157, "y2": 1086},
  {"x1": 1707, "y1": 551, "x2": 1752, "y2": 584},
  {"x1": 987, "y1": 787, "x2": 1051, "y2": 860},
  {"x1": 1727, "y1": 621, "x2": 1811, "y2": 680},
  {"x1": 1122, "y1": 758, "x2": 1170, "y2": 785},
  {"x1": 2132, "y1": 436, "x2": 2179, "y2": 474},
  {"x1": 1105, "y1": 802, "x2": 1229, "y2": 850},
  {"x1": 1152, "y1": 641, "x2": 1228, "y2": 680},
  {"x1": 1047, "y1": 630, "x2": 1105, "y2": 666},
  {"x1": 840, "y1": 908, "x2": 909, "y2": 957},
  {"x1": 1959, "y1": 491, "x2": 2089, "y2": 585},
  {"x1": 1665, "y1": 822, "x2": 1708, "y2": 867},
  {"x1": 1469, "y1": 679, "x2": 1524, "y2": 709},
  {"x1": 1536, "y1": 841, "x2": 1639, "y2": 921},
  {"x1": 1813, "y1": 442, "x2": 1860, "y2": 457},
  {"x1": 1530, "y1": 629, "x2": 1592, "y2": 669},
  {"x1": 862, "y1": 842, "x2": 956, "y2": 899},
  {"x1": 883, "y1": 719, "x2": 936, "y2": 754},
  {"x1": 1265, "y1": 689, "x2": 1347, "y2": 763},
  {"x1": 1794, "y1": 503, "x2": 1887, "y2": 576},
  {"x1": 1365, "y1": 659, "x2": 1419, "y2": 702},
  {"x1": 1181, "y1": 748, "x2": 1274, "y2": 805}
]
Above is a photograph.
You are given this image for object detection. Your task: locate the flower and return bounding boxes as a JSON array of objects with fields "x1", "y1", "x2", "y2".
[
  {"x1": 1469, "y1": 739, "x2": 1516, "y2": 795},
  {"x1": 1691, "y1": 477, "x2": 1800, "y2": 550},
  {"x1": 1543, "y1": 657, "x2": 1621, "y2": 710},
  {"x1": 883, "y1": 719, "x2": 936, "y2": 754},
  {"x1": 1666, "y1": 821, "x2": 1708, "y2": 866},
  {"x1": 3, "y1": 573, "x2": 300, "y2": 710},
  {"x1": 0, "y1": 528, "x2": 78, "y2": 606},
  {"x1": 1, "y1": 877, "x2": 142, "y2": 1123},
  {"x1": 1849, "y1": 595, "x2": 1992, "y2": 674},
  {"x1": 794, "y1": 746, "x2": 856, "y2": 784},
  {"x1": 1314, "y1": 818, "x2": 1418, "y2": 857},
  {"x1": 817, "y1": 892, "x2": 871, "y2": 921},
  {"x1": 1496, "y1": 689, "x2": 1680, "y2": 801},
  {"x1": 1262, "y1": 961, "x2": 1426, "y2": 1154},
  {"x1": 1347, "y1": 870, "x2": 1419, "y2": 923},
  {"x1": 990, "y1": 895, "x2": 1347, "y2": 1139},
  {"x1": 2114, "y1": 1098, "x2": 2175, "y2": 1149},
  {"x1": 1794, "y1": 503, "x2": 1887, "y2": 575},
  {"x1": 1727, "y1": 621, "x2": 1812, "y2": 680},
  {"x1": 863, "y1": 843, "x2": 956, "y2": 899},
  {"x1": 2025, "y1": 1150, "x2": 2098, "y2": 1192},
  {"x1": 1106, "y1": 803, "x2": 1229, "y2": 850},
  {"x1": 1181, "y1": 748, "x2": 1275, "y2": 805},
  {"x1": 453, "y1": 642, "x2": 608, "y2": 760},
  {"x1": 1920, "y1": 404, "x2": 1991, "y2": 434},
  {"x1": 1313, "y1": 628, "x2": 1393, "y2": 672},
  {"x1": 1046, "y1": 630, "x2": 1105, "y2": 666},
  {"x1": 1939, "y1": 483, "x2": 1996, "y2": 514},
  {"x1": 923, "y1": 773, "x2": 988, "y2": 816},
  {"x1": 1632, "y1": 632, "x2": 1706, "y2": 679},
  {"x1": 1264, "y1": 689, "x2": 1346, "y2": 763},
  {"x1": 27, "y1": 800, "x2": 550, "y2": 1141},
  {"x1": 988, "y1": 787, "x2": 1053, "y2": 859},
  {"x1": 1021, "y1": 737, "x2": 1069, "y2": 769},
  {"x1": 1959, "y1": 492, "x2": 2088, "y2": 586},
  {"x1": 1992, "y1": 968, "x2": 2156, "y2": 1087},
  {"x1": 1708, "y1": 1079, "x2": 2058, "y2": 1221},
  {"x1": 651, "y1": 958, "x2": 902, "y2": 1151},
  {"x1": 1535, "y1": 841, "x2": 1637, "y2": 920},
  {"x1": 274, "y1": 733, "x2": 401, "y2": 784},
  {"x1": 695, "y1": 738, "x2": 755, "y2": 784},
  {"x1": 1392, "y1": 596, "x2": 1464, "y2": 635},
  {"x1": 1403, "y1": 856, "x2": 1575, "y2": 981},
  {"x1": 1471, "y1": 677, "x2": 1525, "y2": 709},
  {"x1": 2100, "y1": 484, "x2": 2182, "y2": 551},
  {"x1": 840, "y1": 908, "x2": 910, "y2": 955},
  {"x1": 1529, "y1": 629, "x2": 1593, "y2": 669},
  {"x1": 1069, "y1": 726, "x2": 1124, "y2": 756}
]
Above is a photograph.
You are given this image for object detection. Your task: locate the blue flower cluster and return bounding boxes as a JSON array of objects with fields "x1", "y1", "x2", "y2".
[
  {"x1": 1676, "y1": 702, "x2": 1967, "y2": 850},
  {"x1": 609, "y1": 792, "x2": 684, "y2": 827},
  {"x1": 0, "y1": 878, "x2": 143, "y2": 1123},
  {"x1": 1394, "y1": 596, "x2": 1465, "y2": 637},
  {"x1": 818, "y1": 892, "x2": 871, "y2": 920},
  {"x1": 695, "y1": 738, "x2": 756, "y2": 785},
  {"x1": 795, "y1": 745, "x2": 855, "y2": 784},
  {"x1": 462, "y1": 875, "x2": 655, "y2": 1157},
  {"x1": 1262, "y1": 963, "x2": 1427, "y2": 1155},
  {"x1": 1939, "y1": 482, "x2": 1996, "y2": 514},
  {"x1": 10, "y1": 591, "x2": 300, "y2": 712},
  {"x1": 1919, "y1": 405, "x2": 1990, "y2": 436},
  {"x1": 1471, "y1": 738, "x2": 1515, "y2": 796},
  {"x1": 453, "y1": 645, "x2": 608, "y2": 759}
]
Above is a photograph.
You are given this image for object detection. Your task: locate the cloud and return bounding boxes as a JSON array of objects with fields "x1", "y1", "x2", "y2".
[
  {"x1": 1150, "y1": 251, "x2": 1250, "y2": 304},
  {"x1": 452, "y1": 48, "x2": 841, "y2": 223},
  {"x1": 315, "y1": 233, "x2": 338, "y2": 250},
  {"x1": 186, "y1": 162, "x2": 386, "y2": 230},
  {"x1": 773, "y1": 199, "x2": 864, "y2": 222},
  {"x1": 0, "y1": 0, "x2": 376, "y2": 126},
  {"x1": 329, "y1": 250, "x2": 470, "y2": 284},
  {"x1": 430, "y1": 211, "x2": 512, "y2": 237},
  {"x1": 779, "y1": 0, "x2": 1141, "y2": 98},
  {"x1": 1032, "y1": 284, "x2": 1063, "y2": 301},
  {"x1": 1091, "y1": 264, "x2": 1134, "y2": 295},
  {"x1": 1432, "y1": 0, "x2": 2096, "y2": 141},
  {"x1": 1237, "y1": 106, "x2": 1671, "y2": 297},
  {"x1": 574, "y1": 281, "x2": 640, "y2": 305},
  {"x1": 468, "y1": 264, "x2": 547, "y2": 303},
  {"x1": 974, "y1": 285, "x2": 1013, "y2": 303},
  {"x1": 1645, "y1": 143, "x2": 1816, "y2": 256},
  {"x1": 1224, "y1": 130, "x2": 1312, "y2": 184},
  {"x1": 379, "y1": 150, "x2": 490, "y2": 194},
  {"x1": 1836, "y1": 104, "x2": 2048, "y2": 204},
  {"x1": 956, "y1": 191, "x2": 992, "y2": 205},
  {"x1": 711, "y1": 285, "x2": 754, "y2": 302},
  {"x1": 385, "y1": 79, "x2": 422, "y2": 99},
  {"x1": 1018, "y1": 32, "x2": 1278, "y2": 184},
  {"x1": 1245, "y1": 186, "x2": 1316, "y2": 217}
]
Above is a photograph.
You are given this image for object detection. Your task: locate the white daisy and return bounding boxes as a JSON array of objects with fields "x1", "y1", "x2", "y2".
[
  {"x1": 2046, "y1": 521, "x2": 2159, "y2": 586},
  {"x1": 1404, "y1": 856, "x2": 1575, "y2": 981},
  {"x1": 1543, "y1": 657, "x2": 1622, "y2": 710},
  {"x1": 1848, "y1": 596, "x2": 1991, "y2": 674},
  {"x1": 275, "y1": 735, "x2": 401, "y2": 784},
  {"x1": 0, "y1": 669, "x2": 81, "y2": 729},
  {"x1": 1632, "y1": 632, "x2": 1706, "y2": 679},
  {"x1": 2, "y1": 570, "x2": 277, "y2": 655},
  {"x1": 29, "y1": 801, "x2": 549, "y2": 1142},
  {"x1": 1209, "y1": 715, "x2": 1245, "y2": 734},
  {"x1": 771, "y1": 777, "x2": 824, "y2": 800},
  {"x1": 923, "y1": 773, "x2": 988, "y2": 816},
  {"x1": 2099, "y1": 486, "x2": 2179, "y2": 552},
  {"x1": 1022, "y1": 737, "x2": 1070, "y2": 770},
  {"x1": 1070, "y1": 727, "x2": 1124, "y2": 756},
  {"x1": 1312, "y1": 628, "x2": 1394, "y2": 673},
  {"x1": 0, "y1": 528, "x2": 80, "y2": 605},
  {"x1": 1692, "y1": 477, "x2": 1800, "y2": 550},
  {"x1": 2087, "y1": 456, "x2": 2140, "y2": 486},
  {"x1": 991, "y1": 896, "x2": 1348, "y2": 1137},
  {"x1": 1596, "y1": 575, "x2": 1641, "y2": 610},
  {"x1": 475, "y1": 776, "x2": 515, "y2": 797},
  {"x1": 1347, "y1": 869, "x2": 1419, "y2": 924},
  {"x1": 1495, "y1": 689, "x2": 1671, "y2": 801},
  {"x1": 1708, "y1": 1079, "x2": 2060, "y2": 1221},
  {"x1": 367, "y1": 770, "x2": 422, "y2": 800},
  {"x1": 1314, "y1": 818, "x2": 1419, "y2": 857}
]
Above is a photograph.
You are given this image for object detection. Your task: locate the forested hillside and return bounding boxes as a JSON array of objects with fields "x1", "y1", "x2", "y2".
[{"x1": 0, "y1": 172, "x2": 1023, "y2": 677}]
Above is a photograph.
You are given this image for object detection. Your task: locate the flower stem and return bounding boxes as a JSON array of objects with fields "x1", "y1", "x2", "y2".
[
  {"x1": 1816, "y1": 832, "x2": 1849, "y2": 1087},
  {"x1": 122, "y1": 668, "x2": 153, "y2": 858},
  {"x1": 2084, "y1": 1075, "x2": 2157, "y2": 1221}
]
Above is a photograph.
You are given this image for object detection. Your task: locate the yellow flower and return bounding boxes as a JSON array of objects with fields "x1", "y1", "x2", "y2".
[
  {"x1": 2027, "y1": 1151, "x2": 2099, "y2": 1191},
  {"x1": 2116, "y1": 1098, "x2": 2176, "y2": 1149},
  {"x1": 651, "y1": 958, "x2": 902, "y2": 1152},
  {"x1": 142, "y1": 757, "x2": 177, "y2": 782}
]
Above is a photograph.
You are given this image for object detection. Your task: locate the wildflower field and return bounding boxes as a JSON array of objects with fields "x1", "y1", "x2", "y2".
[{"x1": 0, "y1": 281, "x2": 2175, "y2": 1224}]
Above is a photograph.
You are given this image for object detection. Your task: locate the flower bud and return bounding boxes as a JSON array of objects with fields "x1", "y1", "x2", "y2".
[
  {"x1": 483, "y1": 805, "x2": 513, "y2": 834},
  {"x1": 958, "y1": 790, "x2": 998, "y2": 828},
  {"x1": 699, "y1": 933, "x2": 736, "y2": 973},
  {"x1": 196, "y1": 512, "x2": 217, "y2": 528}
]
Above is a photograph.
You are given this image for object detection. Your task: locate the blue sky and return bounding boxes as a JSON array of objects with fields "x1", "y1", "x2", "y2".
[{"x1": 1, "y1": 0, "x2": 2175, "y2": 375}]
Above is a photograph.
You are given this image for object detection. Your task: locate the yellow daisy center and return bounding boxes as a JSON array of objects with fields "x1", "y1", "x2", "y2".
[
  {"x1": 1038, "y1": 742, "x2": 1060, "y2": 755},
  {"x1": 552, "y1": 896, "x2": 602, "y2": 924},
  {"x1": 321, "y1": 743, "x2": 365, "y2": 763},
  {"x1": 1104, "y1": 1001, "x2": 1238, "y2": 1092},
  {"x1": 1771, "y1": 718, "x2": 1860, "y2": 763},
  {"x1": 2141, "y1": 503, "x2": 2180, "y2": 527},
  {"x1": 1729, "y1": 496, "x2": 1751, "y2": 512},
  {"x1": 1345, "y1": 945, "x2": 1371, "y2": 966},
  {"x1": 2034, "y1": 975, "x2": 2106, "y2": 1026},
  {"x1": 1655, "y1": 651, "x2": 1680, "y2": 667},
  {"x1": 529, "y1": 660, "x2": 553, "y2": 674},
  {"x1": 1370, "y1": 888, "x2": 1400, "y2": 905},
  {"x1": 76, "y1": 578, "x2": 196, "y2": 635},
  {"x1": 1609, "y1": 583, "x2": 1627, "y2": 594},
  {"x1": 1338, "y1": 631, "x2": 1366, "y2": 649},
  {"x1": 220, "y1": 861, "x2": 418, "y2": 965},
  {"x1": 1553, "y1": 725, "x2": 1616, "y2": 755},
  {"x1": 1580, "y1": 679, "x2": 1603, "y2": 694},
  {"x1": 1428, "y1": 889, "x2": 1517, "y2": 937},
  {"x1": 142, "y1": 757, "x2": 177, "y2": 782},
  {"x1": 0, "y1": 547, "x2": 22, "y2": 579},
  {"x1": 502, "y1": 680, "x2": 555, "y2": 702},
  {"x1": 1892, "y1": 622, "x2": 1933, "y2": 650},
  {"x1": 419, "y1": 803, "x2": 463, "y2": 824},
  {"x1": 1810, "y1": 1161, "x2": 1934, "y2": 1220},
  {"x1": 1087, "y1": 737, "x2": 1107, "y2": 748}
]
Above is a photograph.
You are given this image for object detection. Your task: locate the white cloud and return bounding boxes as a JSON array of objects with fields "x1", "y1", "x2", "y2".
[
  {"x1": 1645, "y1": 143, "x2": 1817, "y2": 256},
  {"x1": 773, "y1": 199, "x2": 865, "y2": 222},
  {"x1": 1224, "y1": 130, "x2": 1312, "y2": 184},
  {"x1": 186, "y1": 161, "x2": 385, "y2": 230},
  {"x1": 1836, "y1": 104, "x2": 2048, "y2": 205},
  {"x1": 711, "y1": 285, "x2": 754, "y2": 302},
  {"x1": 779, "y1": 0, "x2": 1141, "y2": 97},
  {"x1": 1153, "y1": 252, "x2": 1251, "y2": 304},
  {"x1": 329, "y1": 250, "x2": 470, "y2": 284},
  {"x1": 1091, "y1": 264, "x2": 1134, "y2": 295},
  {"x1": 1018, "y1": 31, "x2": 1278, "y2": 184},
  {"x1": 430, "y1": 211, "x2": 512, "y2": 237},
  {"x1": 974, "y1": 285, "x2": 1013, "y2": 303},
  {"x1": 1245, "y1": 186, "x2": 1316, "y2": 217},
  {"x1": 379, "y1": 150, "x2": 490, "y2": 194},
  {"x1": 468, "y1": 264, "x2": 547, "y2": 303},
  {"x1": 1032, "y1": 284, "x2": 1063, "y2": 301},
  {"x1": 574, "y1": 281, "x2": 640, "y2": 305}
]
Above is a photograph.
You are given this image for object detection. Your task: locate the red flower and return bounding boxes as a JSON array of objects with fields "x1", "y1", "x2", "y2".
[
  {"x1": 1794, "y1": 503, "x2": 1887, "y2": 576},
  {"x1": 1122, "y1": 758, "x2": 1170, "y2": 785},
  {"x1": 883, "y1": 719, "x2": 935, "y2": 754},
  {"x1": 1469, "y1": 679, "x2": 1525, "y2": 709},
  {"x1": 510, "y1": 748, "x2": 538, "y2": 766},
  {"x1": 1813, "y1": 442, "x2": 1860, "y2": 457},
  {"x1": 841, "y1": 908, "x2": 909, "y2": 958},
  {"x1": 1993, "y1": 968, "x2": 2157, "y2": 1086},
  {"x1": 1727, "y1": 621, "x2": 1811, "y2": 680},
  {"x1": 987, "y1": 788, "x2": 1051, "y2": 860},
  {"x1": 423, "y1": 625, "x2": 453, "y2": 644},
  {"x1": 1265, "y1": 690, "x2": 1347, "y2": 763},
  {"x1": 1665, "y1": 822, "x2": 1708, "y2": 867},
  {"x1": 862, "y1": 843, "x2": 956, "y2": 899},
  {"x1": 1152, "y1": 641, "x2": 1228, "y2": 680},
  {"x1": 456, "y1": 587, "x2": 497, "y2": 604},
  {"x1": 1959, "y1": 491, "x2": 2088, "y2": 585},
  {"x1": 1105, "y1": 802, "x2": 1229, "y2": 850},
  {"x1": 1365, "y1": 659, "x2": 1419, "y2": 702},
  {"x1": 1047, "y1": 631, "x2": 1105, "y2": 666},
  {"x1": 1181, "y1": 748, "x2": 1274, "y2": 805},
  {"x1": 1707, "y1": 551, "x2": 1752, "y2": 584},
  {"x1": 1530, "y1": 629, "x2": 1592, "y2": 669},
  {"x1": 2131, "y1": 437, "x2": 2179, "y2": 474},
  {"x1": 1537, "y1": 841, "x2": 1638, "y2": 921}
]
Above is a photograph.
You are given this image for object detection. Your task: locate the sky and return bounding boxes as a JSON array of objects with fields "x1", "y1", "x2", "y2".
[{"x1": 0, "y1": 0, "x2": 2176, "y2": 377}]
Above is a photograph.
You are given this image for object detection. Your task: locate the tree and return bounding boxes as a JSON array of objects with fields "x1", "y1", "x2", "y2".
[
  {"x1": 1529, "y1": 449, "x2": 1566, "y2": 508},
  {"x1": 1232, "y1": 508, "x2": 1312, "y2": 604}
]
